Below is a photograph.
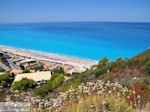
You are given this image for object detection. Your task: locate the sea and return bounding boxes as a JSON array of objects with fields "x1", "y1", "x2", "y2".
[{"x1": 0, "y1": 22, "x2": 150, "y2": 61}]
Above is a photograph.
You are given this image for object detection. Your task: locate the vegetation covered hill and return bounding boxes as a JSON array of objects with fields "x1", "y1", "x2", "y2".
[
  {"x1": 1, "y1": 49, "x2": 150, "y2": 112},
  {"x1": 52, "y1": 49, "x2": 150, "y2": 112}
]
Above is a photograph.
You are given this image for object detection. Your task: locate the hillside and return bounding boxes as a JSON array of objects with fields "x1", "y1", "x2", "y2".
[
  {"x1": 0, "y1": 49, "x2": 150, "y2": 112},
  {"x1": 49, "y1": 49, "x2": 150, "y2": 112},
  {"x1": 97, "y1": 49, "x2": 150, "y2": 82}
]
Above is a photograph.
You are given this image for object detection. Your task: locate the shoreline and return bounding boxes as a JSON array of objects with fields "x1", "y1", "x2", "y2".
[{"x1": 0, "y1": 45, "x2": 98, "y2": 72}]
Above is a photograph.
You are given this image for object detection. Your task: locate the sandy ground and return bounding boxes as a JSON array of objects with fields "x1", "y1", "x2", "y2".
[{"x1": 0, "y1": 45, "x2": 98, "y2": 73}]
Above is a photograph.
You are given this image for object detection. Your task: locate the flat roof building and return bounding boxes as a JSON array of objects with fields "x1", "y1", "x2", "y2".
[{"x1": 14, "y1": 71, "x2": 51, "y2": 82}]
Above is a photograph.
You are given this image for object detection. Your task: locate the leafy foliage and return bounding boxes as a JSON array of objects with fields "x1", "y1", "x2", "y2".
[
  {"x1": 144, "y1": 61, "x2": 150, "y2": 76},
  {"x1": 62, "y1": 73, "x2": 82, "y2": 92},
  {"x1": 63, "y1": 73, "x2": 71, "y2": 76},
  {"x1": 115, "y1": 56, "x2": 122, "y2": 62},
  {"x1": 22, "y1": 69, "x2": 31, "y2": 73},
  {"x1": 98, "y1": 56, "x2": 109, "y2": 68},
  {"x1": 12, "y1": 78, "x2": 34, "y2": 92},
  {"x1": 61, "y1": 57, "x2": 116, "y2": 92},
  {"x1": 35, "y1": 73, "x2": 65, "y2": 96},
  {"x1": 32, "y1": 65, "x2": 44, "y2": 71},
  {"x1": 0, "y1": 73, "x2": 14, "y2": 87},
  {"x1": 53, "y1": 67, "x2": 64, "y2": 73},
  {"x1": 127, "y1": 83, "x2": 150, "y2": 109},
  {"x1": 0, "y1": 68, "x2": 5, "y2": 72}
]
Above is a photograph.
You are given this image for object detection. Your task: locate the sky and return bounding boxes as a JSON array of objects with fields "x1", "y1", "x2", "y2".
[{"x1": 0, "y1": 0, "x2": 150, "y2": 24}]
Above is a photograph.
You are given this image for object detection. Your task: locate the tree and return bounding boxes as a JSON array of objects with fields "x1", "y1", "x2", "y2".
[
  {"x1": 144, "y1": 61, "x2": 150, "y2": 76},
  {"x1": 63, "y1": 73, "x2": 71, "y2": 76},
  {"x1": 115, "y1": 56, "x2": 122, "y2": 62},
  {"x1": 12, "y1": 78, "x2": 34, "y2": 92},
  {"x1": 0, "y1": 73, "x2": 14, "y2": 87},
  {"x1": 98, "y1": 56, "x2": 109, "y2": 68},
  {"x1": 53, "y1": 67, "x2": 64, "y2": 73},
  {"x1": 35, "y1": 73, "x2": 65, "y2": 96},
  {"x1": 22, "y1": 69, "x2": 31, "y2": 73},
  {"x1": 0, "y1": 68, "x2": 5, "y2": 72}
]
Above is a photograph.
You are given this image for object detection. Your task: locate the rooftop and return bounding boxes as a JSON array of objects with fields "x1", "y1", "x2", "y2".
[
  {"x1": 14, "y1": 71, "x2": 51, "y2": 82},
  {"x1": 20, "y1": 59, "x2": 36, "y2": 64}
]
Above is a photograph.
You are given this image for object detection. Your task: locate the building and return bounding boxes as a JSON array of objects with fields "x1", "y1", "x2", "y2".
[
  {"x1": 11, "y1": 69, "x2": 22, "y2": 75},
  {"x1": 14, "y1": 71, "x2": 51, "y2": 82},
  {"x1": 20, "y1": 59, "x2": 39, "y2": 69}
]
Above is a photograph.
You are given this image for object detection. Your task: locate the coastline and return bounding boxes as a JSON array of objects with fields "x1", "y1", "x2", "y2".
[{"x1": 0, "y1": 45, "x2": 98, "y2": 73}]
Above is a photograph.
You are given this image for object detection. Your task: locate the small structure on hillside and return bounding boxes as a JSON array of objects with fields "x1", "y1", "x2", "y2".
[
  {"x1": 14, "y1": 71, "x2": 51, "y2": 85},
  {"x1": 20, "y1": 59, "x2": 39, "y2": 69}
]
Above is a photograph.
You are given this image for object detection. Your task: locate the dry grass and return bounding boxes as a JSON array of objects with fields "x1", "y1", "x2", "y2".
[{"x1": 64, "y1": 95, "x2": 132, "y2": 112}]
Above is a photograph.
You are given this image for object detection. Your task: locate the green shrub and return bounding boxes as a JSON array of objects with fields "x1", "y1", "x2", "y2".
[
  {"x1": 122, "y1": 80, "x2": 130, "y2": 89},
  {"x1": 138, "y1": 58, "x2": 150, "y2": 67},
  {"x1": 146, "y1": 85, "x2": 150, "y2": 92},
  {"x1": 124, "y1": 59, "x2": 138, "y2": 67},
  {"x1": 63, "y1": 73, "x2": 71, "y2": 76},
  {"x1": 53, "y1": 67, "x2": 64, "y2": 73},
  {"x1": 22, "y1": 69, "x2": 31, "y2": 73},
  {"x1": 134, "y1": 80, "x2": 142, "y2": 86},
  {"x1": 98, "y1": 56, "x2": 109, "y2": 68},
  {"x1": 12, "y1": 78, "x2": 34, "y2": 92},
  {"x1": 0, "y1": 68, "x2": 5, "y2": 72},
  {"x1": 32, "y1": 65, "x2": 44, "y2": 71},
  {"x1": 115, "y1": 56, "x2": 122, "y2": 62},
  {"x1": 144, "y1": 61, "x2": 150, "y2": 76},
  {"x1": 62, "y1": 73, "x2": 82, "y2": 92},
  {"x1": 0, "y1": 73, "x2": 14, "y2": 87},
  {"x1": 35, "y1": 73, "x2": 65, "y2": 96},
  {"x1": 61, "y1": 57, "x2": 117, "y2": 92},
  {"x1": 143, "y1": 77, "x2": 150, "y2": 85}
]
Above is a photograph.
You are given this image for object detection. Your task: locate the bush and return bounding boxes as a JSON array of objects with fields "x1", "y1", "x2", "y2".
[
  {"x1": 124, "y1": 59, "x2": 138, "y2": 67},
  {"x1": 61, "y1": 57, "x2": 117, "y2": 92},
  {"x1": 32, "y1": 65, "x2": 44, "y2": 71},
  {"x1": 146, "y1": 85, "x2": 150, "y2": 92},
  {"x1": 115, "y1": 56, "x2": 122, "y2": 62},
  {"x1": 0, "y1": 73, "x2": 14, "y2": 87},
  {"x1": 134, "y1": 80, "x2": 142, "y2": 86},
  {"x1": 53, "y1": 67, "x2": 64, "y2": 73},
  {"x1": 138, "y1": 58, "x2": 150, "y2": 67},
  {"x1": 63, "y1": 73, "x2": 71, "y2": 76},
  {"x1": 144, "y1": 61, "x2": 150, "y2": 76},
  {"x1": 12, "y1": 78, "x2": 34, "y2": 92},
  {"x1": 22, "y1": 69, "x2": 31, "y2": 73},
  {"x1": 35, "y1": 73, "x2": 65, "y2": 96},
  {"x1": 0, "y1": 68, "x2": 5, "y2": 72},
  {"x1": 61, "y1": 73, "x2": 82, "y2": 92},
  {"x1": 122, "y1": 80, "x2": 130, "y2": 89},
  {"x1": 98, "y1": 56, "x2": 109, "y2": 68}
]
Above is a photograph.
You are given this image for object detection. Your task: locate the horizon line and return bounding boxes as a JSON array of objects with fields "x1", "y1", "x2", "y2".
[{"x1": 0, "y1": 20, "x2": 150, "y2": 25}]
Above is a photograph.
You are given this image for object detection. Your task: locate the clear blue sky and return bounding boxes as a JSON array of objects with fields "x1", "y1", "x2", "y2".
[{"x1": 0, "y1": 0, "x2": 150, "y2": 24}]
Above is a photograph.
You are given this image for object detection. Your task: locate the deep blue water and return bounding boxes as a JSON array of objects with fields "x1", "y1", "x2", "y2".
[{"x1": 0, "y1": 22, "x2": 150, "y2": 61}]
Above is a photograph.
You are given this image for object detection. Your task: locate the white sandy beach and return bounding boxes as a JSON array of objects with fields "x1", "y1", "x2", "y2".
[{"x1": 0, "y1": 45, "x2": 98, "y2": 73}]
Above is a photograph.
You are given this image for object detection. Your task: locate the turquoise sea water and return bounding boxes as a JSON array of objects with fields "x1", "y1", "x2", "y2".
[{"x1": 0, "y1": 22, "x2": 150, "y2": 61}]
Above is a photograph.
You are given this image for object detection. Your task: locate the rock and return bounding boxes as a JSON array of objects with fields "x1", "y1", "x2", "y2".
[{"x1": 14, "y1": 90, "x2": 19, "y2": 93}]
